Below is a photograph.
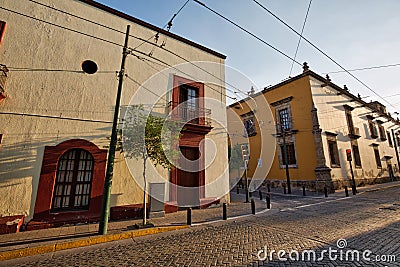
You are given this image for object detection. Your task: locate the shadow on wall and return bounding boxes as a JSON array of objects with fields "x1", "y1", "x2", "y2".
[{"x1": 0, "y1": 132, "x2": 108, "y2": 219}]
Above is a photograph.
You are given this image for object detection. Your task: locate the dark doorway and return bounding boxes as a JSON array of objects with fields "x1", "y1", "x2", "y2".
[{"x1": 177, "y1": 146, "x2": 200, "y2": 207}]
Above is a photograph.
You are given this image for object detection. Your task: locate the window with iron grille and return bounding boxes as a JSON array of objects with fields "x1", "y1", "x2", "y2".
[
  {"x1": 387, "y1": 131, "x2": 393, "y2": 147},
  {"x1": 377, "y1": 122, "x2": 386, "y2": 140},
  {"x1": 280, "y1": 143, "x2": 297, "y2": 165},
  {"x1": 368, "y1": 120, "x2": 378, "y2": 138},
  {"x1": 327, "y1": 134, "x2": 340, "y2": 167},
  {"x1": 373, "y1": 146, "x2": 382, "y2": 168},
  {"x1": 352, "y1": 143, "x2": 362, "y2": 168},
  {"x1": 51, "y1": 149, "x2": 94, "y2": 212},
  {"x1": 279, "y1": 108, "x2": 291, "y2": 131},
  {"x1": 243, "y1": 116, "x2": 256, "y2": 137},
  {"x1": 345, "y1": 109, "x2": 355, "y2": 134}
]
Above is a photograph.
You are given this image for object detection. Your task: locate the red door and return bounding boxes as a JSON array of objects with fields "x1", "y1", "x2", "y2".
[{"x1": 177, "y1": 146, "x2": 200, "y2": 207}]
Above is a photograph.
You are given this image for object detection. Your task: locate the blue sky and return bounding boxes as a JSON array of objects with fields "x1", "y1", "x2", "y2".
[{"x1": 96, "y1": 0, "x2": 400, "y2": 114}]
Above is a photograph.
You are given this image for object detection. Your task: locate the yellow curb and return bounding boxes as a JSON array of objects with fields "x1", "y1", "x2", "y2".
[{"x1": 0, "y1": 225, "x2": 189, "y2": 261}]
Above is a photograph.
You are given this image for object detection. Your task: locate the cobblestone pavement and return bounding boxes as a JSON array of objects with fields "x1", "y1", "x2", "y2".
[{"x1": 3, "y1": 186, "x2": 399, "y2": 267}]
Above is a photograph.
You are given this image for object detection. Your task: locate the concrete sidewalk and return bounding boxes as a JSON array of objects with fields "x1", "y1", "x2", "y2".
[
  {"x1": 0, "y1": 193, "x2": 267, "y2": 261},
  {"x1": 1, "y1": 180, "x2": 399, "y2": 261}
]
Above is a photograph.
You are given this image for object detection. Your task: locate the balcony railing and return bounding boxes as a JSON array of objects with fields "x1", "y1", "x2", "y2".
[{"x1": 168, "y1": 101, "x2": 211, "y2": 126}]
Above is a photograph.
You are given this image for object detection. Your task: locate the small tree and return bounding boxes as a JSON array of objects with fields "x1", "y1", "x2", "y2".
[
  {"x1": 122, "y1": 105, "x2": 180, "y2": 225},
  {"x1": 229, "y1": 144, "x2": 244, "y2": 187}
]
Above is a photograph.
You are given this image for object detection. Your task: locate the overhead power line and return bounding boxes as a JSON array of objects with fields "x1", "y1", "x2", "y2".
[
  {"x1": 134, "y1": 0, "x2": 190, "y2": 51},
  {"x1": 289, "y1": 0, "x2": 312, "y2": 77},
  {"x1": 250, "y1": 0, "x2": 399, "y2": 112},
  {"x1": 323, "y1": 63, "x2": 400, "y2": 74},
  {"x1": 193, "y1": 0, "x2": 302, "y2": 66},
  {"x1": 8, "y1": 2, "x2": 248, "y2": 100}
]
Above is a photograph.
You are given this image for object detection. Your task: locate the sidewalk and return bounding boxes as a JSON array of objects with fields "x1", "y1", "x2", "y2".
[
  {"x1": 256, "y1": 179, "x2": 400, "y2": 198},
  {"x1": 1, "y1": 180, "x2": 399, "y2": 261},
  {"x1": 0, "y1": 193, "x2": 267, "y2": 261}
]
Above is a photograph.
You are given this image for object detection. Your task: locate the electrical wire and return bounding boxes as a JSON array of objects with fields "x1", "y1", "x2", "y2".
[
  {"x1": 289, "y1": 0, "x2": 312, "y2": 77},
  {"x1": 7, "y1": 67, "x2": 117, "y2": 73},
  {"x1": 129, "y1": 49, "x2": 237, "y2": 101},
  {"x1": 133, "y1": 0, "x2": 190, "y2": 50},
  {"x1": 193, "y1": 0, "x2": 302, "y2": 66},
  {"x1": 250, "y1": 0, "x2": 399, "y2": 112},
  {"x1": 0, "y1": 111, "x2": 112, "y2": 123},
  {"x1": 4, "y1": 3, "x2": 247, "y2": 100},
  {"x1": 323, "y1": 63, "x2": 400, "y2": 74}
]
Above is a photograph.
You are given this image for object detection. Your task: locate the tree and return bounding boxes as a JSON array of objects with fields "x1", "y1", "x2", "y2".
[
  {"x1": 122, "y1": 105, "x2": 180, "y2": 225},
  {"x1": 229, "y1": 143, "x2": 244, "y2": 186}
]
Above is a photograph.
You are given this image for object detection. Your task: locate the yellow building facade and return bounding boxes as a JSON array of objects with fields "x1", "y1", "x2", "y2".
[{"x1": 228, "y1": 63, "x2": 400, "y2": 192}]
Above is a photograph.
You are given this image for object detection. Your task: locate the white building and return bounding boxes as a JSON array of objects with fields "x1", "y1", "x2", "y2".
[{"x1": 0, "y1": 0, "x2": 229, "y2": 232}]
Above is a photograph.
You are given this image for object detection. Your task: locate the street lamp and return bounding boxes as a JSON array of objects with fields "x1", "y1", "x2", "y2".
[{"x1": 279, "y1": 123, "x2": 291, "y2": 194}]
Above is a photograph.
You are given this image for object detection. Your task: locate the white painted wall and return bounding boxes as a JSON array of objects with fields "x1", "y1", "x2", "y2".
[
  {"x1": 0, "y1": 0, "x2": 228, "y2": 220},
  {"x1": 311, "y1": 76, "x2": 399, "y2": 184}
]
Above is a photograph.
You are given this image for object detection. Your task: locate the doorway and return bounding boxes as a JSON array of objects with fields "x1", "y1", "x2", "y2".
[{"x1": 177, "y1": 146, "x2": 200, "y2": 207}]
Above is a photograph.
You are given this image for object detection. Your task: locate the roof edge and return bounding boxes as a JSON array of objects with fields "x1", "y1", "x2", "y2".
[{"x1": 77, "y1": 0, "x2": 226, "y2": 59}]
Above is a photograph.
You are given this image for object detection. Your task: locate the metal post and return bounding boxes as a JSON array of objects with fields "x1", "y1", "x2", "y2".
[
  {"x1": 344, "y1": 186, "x2": 349, "y2": 197},
  {"x1": 259, "y1": 190, "x2": 262, "y2": 200},
  {"x1": 302, "y1": 185, "x2": 306, "y2": 196},
  {"x1": 267, "y1": 183, "x2": 270, "y2": 192},
  {"x1": 281, "y1": 125, "x2": 291, "y2": 194},
  {"x1": 266, "y1": 193, "x2": 271, "y2": 209},
  {"x1": 324, "y1": 186, "x2": 328, "y2": 198},
  {"x1": 349, "y1": 161, "x2": 357, "y2": 195},
  {"x1": 187, "y1": 208, "x2": 192, "y2": 225},
  {"x1": 244, "y1": 164, "x2": 249, "y2": 203},
  {"x1": 391, "y1": 129, "x2": 400, "y2": 175},
  {"x1": 251, "y1": 199, "x2": 256, "y2": 214},
  {"x1": 99, "y1": 25, "x2": 130, "y2": 235},
  {"x1": 223, "y1": 203, "x2": 227, "y2": 220},
  {"x1": 283, "y1": 185, "x2": 286, "y2": 194}
]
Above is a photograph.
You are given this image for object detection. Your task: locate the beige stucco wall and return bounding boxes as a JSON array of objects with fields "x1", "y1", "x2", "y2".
[
  {"x1": 0, "y1": 0, "x2": 228, "y2": 221},
  {"x1": 311, "y1": 76, "x2": 400, "y2": 184}
]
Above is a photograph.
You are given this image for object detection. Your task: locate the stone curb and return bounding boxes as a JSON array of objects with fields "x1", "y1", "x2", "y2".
[{"x1": 0, "y1": 225, "x2": 188, "y2": 261}]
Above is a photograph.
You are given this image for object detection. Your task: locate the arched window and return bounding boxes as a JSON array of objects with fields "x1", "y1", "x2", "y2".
[{"x1": 51, "y1": 149, "x2": 94, "y2": 212}]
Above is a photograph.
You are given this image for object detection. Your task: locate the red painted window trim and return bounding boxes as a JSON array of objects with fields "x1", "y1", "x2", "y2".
[{"x1": 33, "y1": 139, "x2": 107, "y2": 224}]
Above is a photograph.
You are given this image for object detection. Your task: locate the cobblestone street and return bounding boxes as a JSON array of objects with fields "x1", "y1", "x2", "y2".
[{"x1": 3, "y1": 186, "x2": 399, "y2": 267}]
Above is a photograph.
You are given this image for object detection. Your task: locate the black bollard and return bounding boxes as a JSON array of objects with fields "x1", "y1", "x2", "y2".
[
  {"x1": 302, "y1": 185, "x2": 306, "y2": 196},
  {"x1": 259, "y1": 190, "x2": 263, "y2": 200},
  {"x1": 251, "y1": 199, "x2": 256, "y2": 214},
  {"x1": 223, "y1": 203, "x2": 227, "y2": 220},
  {"x1": 187, "y1": 208, "x2": 192, "y2": 225},
  {"x1": 283, "y1": 185, "x2": 287, "y2": 194},
  {"x1": 324, "y1": 187, "x2": 328, "y2": 198},
  {"x1": 249, "y1": 191, "x2": 252, "y2": 198},
  {"x1": 344, "y1": 186, "x2": 349, "y2": 197},
  {"x1": 266, "y1": 193, "x2": 271, "y2": 209},
  {"x1": 267, "y1": 184, "x2": 271, "y2": 192},
  {"x1": 352, "y1": 184, "x2": 357, "y2": 195},
  {"x1": 237, "y1": 185, "x2": 239, "y2": 194}
]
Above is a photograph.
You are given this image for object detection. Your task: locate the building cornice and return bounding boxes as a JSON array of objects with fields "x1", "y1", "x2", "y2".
[
  {"x1": 77, "y1": 0, "x2": 226, "y2": 59},
  {"x1": 227, "y1": 68, "x2": 400, "y2": 127}
]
